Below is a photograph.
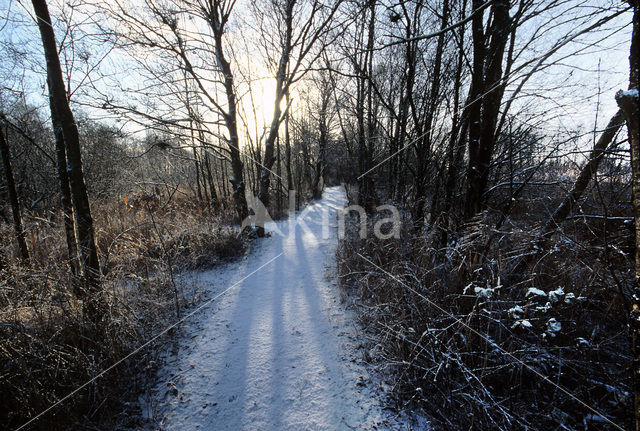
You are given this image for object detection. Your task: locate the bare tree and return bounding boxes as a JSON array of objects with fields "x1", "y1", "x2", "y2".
[
  {"x1": 203, "y1": 0, "x2": 249, "y2": 223},
  {"x1": 464, "y1": 0, "x2": 511, "y2": 219},
  {"x1": 94, "y1": 0, "x2": 250, "y2": 223},
  {"x1": 0, "y1": 123, "x2": 29, "y2": 263},
  {"x1": 540, "y1": 110, "x2": 625, "y2": 238},
  {"x1": 254, "y1": 0, "x2": 344, "y2": 235},
  {"x1": 50, "y1": 99, "x2": 80, "y2": 275},
  {"x1": 31, "y1": 0, "x2": 101, "y2": 290},
  {"x1": 311, "y1": 73, "x2": 332, "y2": 200}
]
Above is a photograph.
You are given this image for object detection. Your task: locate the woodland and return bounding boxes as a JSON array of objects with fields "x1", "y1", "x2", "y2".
[{"x1": 0, "y1": 0, "x2": 639, "y2": 429}]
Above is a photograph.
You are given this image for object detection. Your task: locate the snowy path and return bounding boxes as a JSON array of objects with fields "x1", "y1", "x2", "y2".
[{"x1": 142, "y1": 186, "x2": 399, "y2": 430}]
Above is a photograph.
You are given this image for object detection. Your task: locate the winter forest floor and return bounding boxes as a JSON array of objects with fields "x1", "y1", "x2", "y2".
[{"x1": 138, "y1": 186, "x2": 413, "y2": 430}]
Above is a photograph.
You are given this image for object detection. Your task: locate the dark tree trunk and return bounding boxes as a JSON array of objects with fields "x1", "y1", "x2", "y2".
[
  {"x1": 285, "y1": 89, "x2": 293, "y2": 194},
  {"x1": 221, "y1": 157, "x2": 229, "y2": 198},
  {"x1": 276, "y1": 134, "x2": 283, "y2": 215},
  {"x1": 185, "y1": 82, "x2": 203, "y2": 203},
  {"x1": 193, "y1": 145, "x2": 203, "y2": 202},
  {"x1": 443, "y1": 1, "x2": 467, "y2": 221},
  {"x1": 391, "y1": 8, "x2": 416, "y2": 202},
  {"x1": 207, "y1": 3, "x2": 249, "y2": 224},
  {"x1": 312, "y1": 93, "x2": 329, "y2": 200},
  {"x1": 465, "y1": 0, "x2": 511, "y2": 219},
  {"x1": 413, "y1": 0, "x2": 450, "y2": 227},
  {"x1": 203, "y1": 147, "x2": 218, "y2": 208},
  {"x1": 364, "y1": 0, "x2": 377, "y2": 212},
  {"x1": 51, "y1": 101, "x2": 80, "y2": 275},
  {"x1": 464, "y1": 0, "x2": 487, "y2": 219},
  {"x1": 32, "y1": 0, "x2": 101, "y2": 291},
  {"x1": 0, "y1": 126, "x2": 30, "y2": 263},
  {"x1": 200, "y1": 153, "x2": 211, "y2": 206},
  {"x1": 615, "y1": 2, "x2": 640, "y2": 429},
  {"x1": 221, "y1": 74, "x2": 248, "y2": 224},
  {"x1": 355, "y1": 0, "x2": 376, "y2": 213}
]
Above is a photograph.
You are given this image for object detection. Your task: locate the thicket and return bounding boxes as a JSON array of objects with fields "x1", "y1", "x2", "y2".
[{"x1": 338, "y1": 155, "x2": 634, "y2": 429}]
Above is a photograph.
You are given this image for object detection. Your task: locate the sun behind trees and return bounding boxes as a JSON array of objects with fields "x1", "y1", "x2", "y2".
[{"x1": 0, "y1": 0, "x2": 638, "y2": 429}]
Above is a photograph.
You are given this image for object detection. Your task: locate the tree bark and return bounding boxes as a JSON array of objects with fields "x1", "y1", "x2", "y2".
[
  {"x1": 464, "y1": 0, "x2": 511, "y2": 219},
  {"x1": 616, "y1": 1, "x2": 639, "y2": 429},
  {"x1": 219, "y1": 62, "x2": 248, "y2": 222},
  {"x1": 285, "y1": 89, "x2": 293, "y2": 194},
  {"x1": 0, "y1": 125, "x2": 30, "y2": 263},
  {"x1": 206, "y1": 0, "x2": 249, "y2": 224},
  {"x1": 464, "y1": 0, "x2": 487, "y2": 219},
  {"x1": 364, "y1": 0, "x2": 377, "y2": 213},
  {"x1": 355, "y1": 0, "x2": 376, "y2": 213},
  {"x1": 32, "y1": 0, "x2": 100, "y2": 290},
  {"x1": 276, "y1": 133, "x2": 283, "y2": 215},
  {"x1": 50, "y1": 99, "x2": 79, "y2": 275},
  {"x1": 203, "y1": 144, "x2": 218, "y2": 208}
]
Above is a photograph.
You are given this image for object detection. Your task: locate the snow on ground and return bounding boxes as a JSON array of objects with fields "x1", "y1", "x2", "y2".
[{"x1": 140, "y1": 186, "x2": 408, "y2": 430}]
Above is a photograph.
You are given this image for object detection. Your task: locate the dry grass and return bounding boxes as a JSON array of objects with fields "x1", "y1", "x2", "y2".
[
  {"x1": 0, "y1": 191, "x2": 246, "y2": 430},
  {"x1": 337, "y1": 204, "x2": 633, "y2": 430}
]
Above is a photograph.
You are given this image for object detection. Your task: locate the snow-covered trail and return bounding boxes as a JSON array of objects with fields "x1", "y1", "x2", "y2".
[{"x1": 142, "y1": 186, "x2": 398, "y2": 430}]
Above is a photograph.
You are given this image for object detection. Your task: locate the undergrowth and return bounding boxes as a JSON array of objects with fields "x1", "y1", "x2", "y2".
[
  {"x1": 337, "y1": 195, "x2": 633, "y2": 430},
  {"x1": 0, "y1": 191, "x2": 247, "y2": 430}
]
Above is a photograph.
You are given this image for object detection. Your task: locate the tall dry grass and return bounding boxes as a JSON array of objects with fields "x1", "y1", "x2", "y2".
[{"x1": 0, "y1": 190, "x2": 246, "y2": 429}]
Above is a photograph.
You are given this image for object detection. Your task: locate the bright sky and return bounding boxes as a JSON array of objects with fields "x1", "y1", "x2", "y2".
[{"x1": 0, "y1": 0, "x2": 634, "y2": 161}]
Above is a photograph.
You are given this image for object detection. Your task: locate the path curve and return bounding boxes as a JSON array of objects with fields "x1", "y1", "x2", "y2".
[{"x1": 141, "y1": 186, "x2": 398, "y2": 430}]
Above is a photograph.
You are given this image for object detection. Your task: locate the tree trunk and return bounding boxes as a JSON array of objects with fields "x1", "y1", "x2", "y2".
[
  {"x1": 616, "y1": 2, "x2": 639, "y2": 429},
  {"x1": 364, "y1": 0, "x2": 377, "y2": 213},
  {"x1": 50, "y1": 100, "x2": 80, "y2": 275},
  {"x1": 32, "y1": 0, "x2": 101, "y2": 291},
  {"x1": 221, "y1": 157, "x2": 229, "y2": 198},
  {"x1": 203, "y1": 146, "x2": 218, "y2": 208},
  {"x1": 464, "y1": 0, "x2": 487, "y2": 219},
  {"x1": 311, "y1": 94, "x2": 329, "y2": 200},
  {"x1": 222, "y1": 90, "x2": 248, "y2": 224},
  {"x1": 256, "y1": 0, "x2": 294, "y2": 236},
  {"x1": 413, "y1": 0, "x2": 449, "y2": 227},
  {"x1": 465, "y1": 0, "x2": 511, "y2": 219},
  {"x1": 193, "y1": 145, "x2": 203, "y2": 202},
  {"x1": 443, "y1": 1, "x2": 467, "y2": 221},
  {"x1": 0, "y1": 126, "x2": 30, "y2": 263},
  {"x1": 285, "y1": 89, "x2": 293, "y2": 194},
  {"x1": 276, "y1": 134, "x2": 283, "y2": 214},
  {"x1": 506, "y1": 109, "x2": 626, "y2": 277},
  {"x1": 257, "y1": 68, "x2": 287, "y2": 212},
  {"x1": 540, "y1": 110, "x2": 625, "y2": 238},
  {"x1": 208, "y1": 6, "x2": 249, "y2": 224},
  {"x1": 185, "y1": 80, "x2": 203, "y2": 203},
  {"x1": 355, "y1": 0, "x2": 376, "y2": 213}
]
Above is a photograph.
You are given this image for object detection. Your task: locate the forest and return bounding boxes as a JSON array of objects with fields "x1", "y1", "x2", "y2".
[{"x1": 0, "y1": 0, "x2": 639, "y2": 429}]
